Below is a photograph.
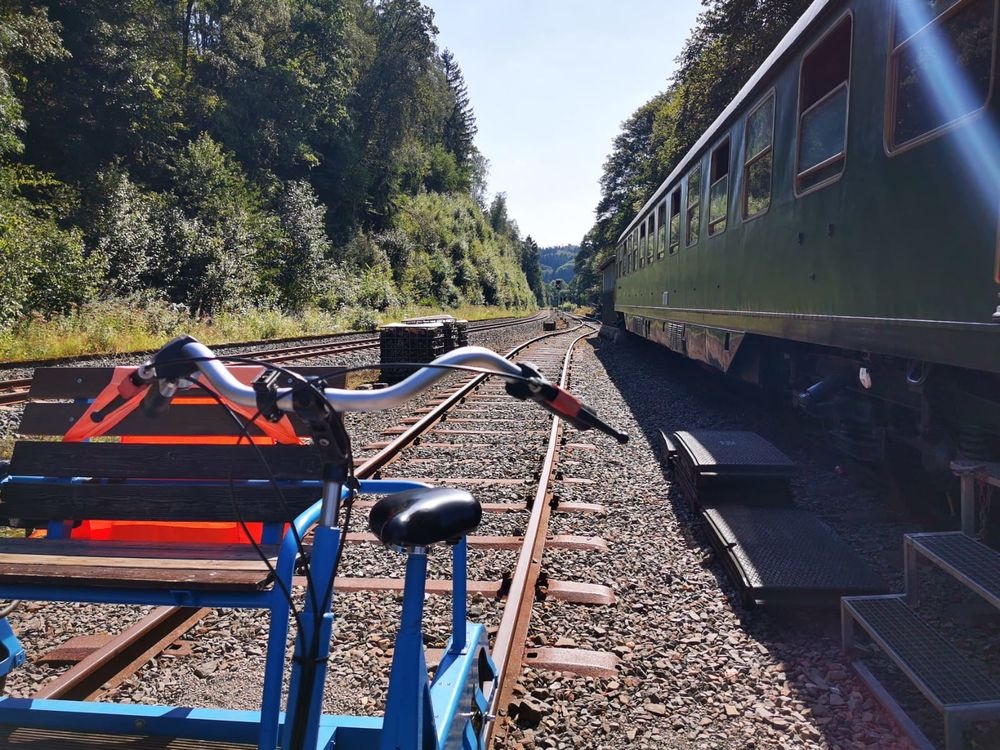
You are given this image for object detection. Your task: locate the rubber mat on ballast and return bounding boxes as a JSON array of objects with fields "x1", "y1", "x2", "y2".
[{"x1": 702, "y1": 504, "x2": 885, "y2": 603}]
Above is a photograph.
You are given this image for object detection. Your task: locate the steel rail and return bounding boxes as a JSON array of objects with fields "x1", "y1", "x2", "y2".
[
  {"x1": 34, "y1": 606, "x2": 210, "y2": 701},
  {"x1": 0, "y1": 379, "x2": 30, "y2": 406},
  {"x1": 355, "y1": 323, "x2": 585, "y2": 478},
  {"x1": 485, "y1": 327, "x2": 595, "y2": 746}
]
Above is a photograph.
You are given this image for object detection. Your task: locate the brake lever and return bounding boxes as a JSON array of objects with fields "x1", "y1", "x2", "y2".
[{"x1": 505, "y1": 364, "x2": 629, "y2": 444}]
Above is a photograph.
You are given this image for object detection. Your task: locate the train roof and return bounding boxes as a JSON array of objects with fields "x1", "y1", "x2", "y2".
[{"x1": 617, "y1": 0, "x2": 839, "y2": 244}]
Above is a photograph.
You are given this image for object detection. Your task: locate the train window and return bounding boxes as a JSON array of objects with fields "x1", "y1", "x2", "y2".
[
  {"x1": 743, "y1": 93, "x2": 775, "y2": 219},
  {"x1": 669, "y1": 189, "x2": 681, "y2": 253},
  {"x1": 656, "y1": 200, "x2": 667, "y2": 259},
  {"x1": 796, "y1": 14, "x2": 852, "y2": 193},
  {"x1": 709, "y1": 138, "x2": 730, "y2": 236},
  {"x1": 632, "y1": 229, "x2": 639, "y2": 272},
  {"x1": 889, "y1": 0, "x2": 996, "y2": 151},
  {"x1": 646, "y1": 214, "x2": 656, "y2": 263},
  {"x1": 639, "y1": 223, "x2": 647, "y2": 268},
  {"x1": 686, "y1": 165, "x2": 702, "y2": 246}
]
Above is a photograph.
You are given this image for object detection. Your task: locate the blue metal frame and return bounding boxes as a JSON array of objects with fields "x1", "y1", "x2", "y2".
[{"x1": 0, "y1": 478, "x2": 496, "y2": 749}]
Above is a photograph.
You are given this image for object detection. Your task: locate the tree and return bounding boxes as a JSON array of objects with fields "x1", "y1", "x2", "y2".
[
  {"x1": 0, "y1": 1, "x2": 67, "y2": 156},
  {"x1": 166, "y1": 133, "x2": 282, "y2": 313},
  {"x1": 0, "y1": 0, "x2": 543, "y2": 333},
  {"x1": 440, "y1": 48, "x2": 476, "y2": 170},
  {"x1": 89, "y1": 168, "x2": 165, "y2": 297},
  {"x1": 277, "y1": 180, "x2": 331, "y2": 312},
  {"x1": 348, "y1": 0, "x2": 438, "y2": 227},
  {"x1": 488, "y1": 192, "x2": 519, "y2": 241},
  {"x1": 520, "y1": 235, "x2": 546, "y2": 306},
  {"x1": 16, "y1": 1, "x2": 183, "y2": 186}
]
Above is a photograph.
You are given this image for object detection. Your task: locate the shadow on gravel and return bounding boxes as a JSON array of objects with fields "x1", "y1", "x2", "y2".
[{"x1": 588, "y1": 334, "x2": 926, "y2": 749}]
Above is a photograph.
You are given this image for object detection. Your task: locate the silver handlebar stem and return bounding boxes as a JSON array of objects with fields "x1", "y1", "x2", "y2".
[{"x1": 175, "y1": 341, "x2": 526, "y2": 412}]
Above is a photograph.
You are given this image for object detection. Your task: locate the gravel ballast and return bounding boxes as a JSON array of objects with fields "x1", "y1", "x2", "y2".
[{"x1": 503, "y1": 334, "x2": 915, "y2": 750}]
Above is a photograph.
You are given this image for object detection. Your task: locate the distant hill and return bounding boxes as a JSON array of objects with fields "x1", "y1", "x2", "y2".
[{"x1": 540, "y1": 245, "x2": 579, "y2": 284}]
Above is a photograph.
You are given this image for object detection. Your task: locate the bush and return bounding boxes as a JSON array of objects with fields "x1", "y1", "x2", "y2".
[
  {"x1": 89, "y1": 169, "x2": 166, "y2": 297},
  {"x1": 347, "y1": 307, "x2": 381, "y2": 332}
]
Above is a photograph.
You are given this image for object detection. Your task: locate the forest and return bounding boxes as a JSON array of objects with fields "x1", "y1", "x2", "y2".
[
  {"x1": 0, "y1": 0, "x2": 546, "y2": 354},
  {"x1": 540, "y1": 245, "x2": 578, "y2": 285},
  {"x1": 571, "y1": 0, "x2": 813, "y2": 301}
]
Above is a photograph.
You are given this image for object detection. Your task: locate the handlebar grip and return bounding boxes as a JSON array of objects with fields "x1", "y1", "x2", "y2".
[{"x1": 506, "y1": 376, "x2": 629, "y2": 444}]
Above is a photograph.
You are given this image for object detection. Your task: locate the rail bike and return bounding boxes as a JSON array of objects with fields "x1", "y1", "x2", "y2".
[{"x1": 0, "y1": 334, "x2": 626, "y2": 750}]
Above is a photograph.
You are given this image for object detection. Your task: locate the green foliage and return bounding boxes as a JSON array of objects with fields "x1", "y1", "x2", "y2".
[
  {"x1": 88, "y1": 168, "x2": 166, "y2": 296},
  {"x1": 277, "y1": 180, "x2": 332, "y2": 312},
  {"x1": 0, "y1": 2, "x2": 67, "y2": 156},
  {"x1": 440, "y1": 48, "x2": 476, "y2": 173},
  {"x1": 0, "y1": 0, "x2": 540, "y2": 341},
  {"x1": 166, "y1": 133, "x2": 283, "y2": 314},
  {"x1": 392, "y1": 191, "x2": 535, "y2": 309},
  {"x1": 520, "y1": 235, "x2": 546, "y2": 306},
  {"x1": 539, "y1": 244, "x2": 579, "y2": 284},
  {"x1": 0, "y1": 164, "x2": 93, "y2": 327}
]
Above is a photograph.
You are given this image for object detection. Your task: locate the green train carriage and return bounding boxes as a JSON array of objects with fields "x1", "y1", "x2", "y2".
[{"x1": 615, "y1": 0, "x2": 1000, "y2": 474}]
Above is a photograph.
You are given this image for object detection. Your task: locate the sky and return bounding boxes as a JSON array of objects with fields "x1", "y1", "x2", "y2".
[{"x1": 423, "y1": 0, "x2": 704, "y2": 247}]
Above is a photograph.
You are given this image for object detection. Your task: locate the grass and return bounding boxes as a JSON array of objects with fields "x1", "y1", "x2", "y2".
[{"x1": 0, "y1": 299, "x2": 537, "y2": 363}]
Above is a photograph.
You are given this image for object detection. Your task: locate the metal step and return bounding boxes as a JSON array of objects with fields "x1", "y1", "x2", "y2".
[
  {"x1": 843, "y1": 595, "x2": 1000, "y2": 709},
  {"x1": 671, "y1": 430, "x2": 797, "y2": 478},
  {"x1": 670, "y1": 430, "x2": 795, "y2": 508},
  {"x1": 702, "y1": 504, "x2": 884, "y2": 603},
  {"x1": 906, "y1": 532, "x2": 1000, "y2": 610}
]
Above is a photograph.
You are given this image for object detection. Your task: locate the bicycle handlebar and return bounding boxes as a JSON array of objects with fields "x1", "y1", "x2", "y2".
[{"x1": 136, "y1": 335, "x2": 628, "y2": 442}]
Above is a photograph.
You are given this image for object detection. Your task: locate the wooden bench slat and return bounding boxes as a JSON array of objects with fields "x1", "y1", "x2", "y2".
[
  {"x1": 0, "y1": 564, "x2": 271, "y2": 591},
  {"x1": 0, "y1": 539, "x2": 277, "y2": 590},
  {"x1": 0, "y1": 540, "x2": 277, "y2": 572},
  {"x1": 28, "y1": 365, "x2": 346, "y2": 399},
  {"x1": 10, "y1": 442, "x2": 324, "y2": 480},
  {"x1": 1, "y1": 483, "x2": 319, "y2": 522}
]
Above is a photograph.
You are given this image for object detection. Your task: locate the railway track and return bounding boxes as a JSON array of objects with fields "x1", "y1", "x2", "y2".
[
  {"x1": 0, "y1": 313, "x2": 548, "y2": 407},
  {"x1": 5, "y1": 316, "x2": 923, "y2": 750},
  {"x1": 22, "y1": 320, "x2": 612, "y2": 746},
  {"x1": 0, "y1": 380, "x2": 30, "y2": 406}
]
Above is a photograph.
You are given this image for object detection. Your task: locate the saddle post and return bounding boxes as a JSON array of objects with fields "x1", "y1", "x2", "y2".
[
  {"x1": 450, "y1": 538, "x2": 468, "y2": 655},
  {"x1": 379, "y1": 545, "x2": 436, "y2": 750}
]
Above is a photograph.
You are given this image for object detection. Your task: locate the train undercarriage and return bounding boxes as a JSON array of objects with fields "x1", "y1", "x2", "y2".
[{"x1": 621, "y1": 313, "x2": 1000, "y2": 525}]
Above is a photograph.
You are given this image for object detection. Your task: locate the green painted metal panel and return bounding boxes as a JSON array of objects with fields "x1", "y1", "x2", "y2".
[{"x1": 616, "y1": 0, "x2": 1000, "y2": 374}]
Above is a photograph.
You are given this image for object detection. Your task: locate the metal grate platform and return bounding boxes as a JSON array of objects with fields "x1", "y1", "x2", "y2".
[
  {"x1": 0, "y1": 726, "x2": 255, "y2": 748},
  {"x1": 844, "y1": 595, "x2": 1000, "y2": 708},
  {"x1": 702, "y1": 505, "x2": 884, "y2": 602},
  {"x1": 907, "y1": 532, "x2": 1000, "y2": 609},
  {"x1": 671, "y1": 431, "x2": 797, "y2": 477}
]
